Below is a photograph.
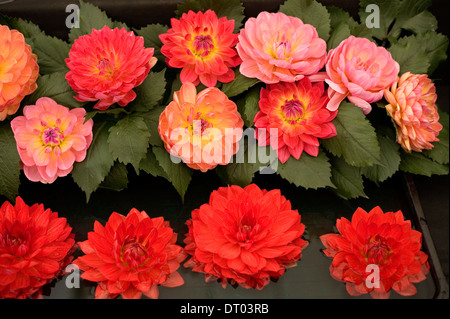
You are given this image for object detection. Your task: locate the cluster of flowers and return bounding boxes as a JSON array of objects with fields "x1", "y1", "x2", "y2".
[
  {"x1": 0, "y1": 186, "x2": 429, "y2": 299},
  {"x1": 0, "y1": 8, "x2": 443, "y2": 183}
]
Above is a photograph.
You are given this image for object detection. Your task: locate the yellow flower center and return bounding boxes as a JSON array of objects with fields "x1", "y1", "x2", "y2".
[
  {"x1": 192, "y1": 34, "x2": 215, "y2": 57},
  {"x1": 281, "y1": 98, "x2": 305, "y2": 124}
]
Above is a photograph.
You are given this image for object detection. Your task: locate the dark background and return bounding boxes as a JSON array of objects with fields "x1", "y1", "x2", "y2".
[{"x1": 1, "y1": 0, "x2": 448, "y2": 297}]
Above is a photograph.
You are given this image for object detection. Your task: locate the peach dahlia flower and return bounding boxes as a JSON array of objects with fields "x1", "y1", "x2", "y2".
[
  {"x1": 236, "y1": 12, "x2": 327, "y2": 84},
  {"x1": 0, "y1": 25, "x2": 39, "y2": 121},
  {"x1": 384, "y1": 72, "x2": 442, "y2": 152}
]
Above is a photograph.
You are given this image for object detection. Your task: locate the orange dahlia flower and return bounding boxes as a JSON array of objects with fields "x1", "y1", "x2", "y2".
[
  {"x1": 0, "y1": 197, "x2": 75, "y2": 299},
  {"x1": 159, "y1": 10, "x2": 241, "y2": 87},
  {"x1": 384, "y1": 72, "x2": 442, "y2": 153},
  {"x1": 158, "y1": 82, "x2": 244, "y2": 172},
  {"x1": 254, "y1": 78, "x2": 337, "y2": 163},
  {"x1": 73, "y1": 209, "x2": 186, "y2": 299},
  {"x1": 11, "y1": 97, "x2": 94, "y2": 184},
  {"x1": 320, "y1": 207, "x2": 429, "y2": 299},
  {"x1": 65, "y1": 26, "x2": 157, "y2": 110},
  {"x1": 184, "y1": 184, "x2": 308, "y2": 290},
  {"x1": 0, "y1": 25, "x2": 39, "y2": 121}
]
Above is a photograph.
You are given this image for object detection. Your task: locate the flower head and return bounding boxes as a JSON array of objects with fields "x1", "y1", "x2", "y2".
[
  {"x1": 65, "y1": 26, "x2": 157, "y2": 110},
  {"x1": 236, "y1": 12, "x2": 327, "y2": 84},
  {"x1": 0, "y1": 197, "x2": 75, "y2": 299},
  {"x1": 320, "y1": 206, "x2": 429, "y2": 299},
  {"x1": 325, "y1": 36, "x2": 400, "y2": 114},
  {"x1": 11, "y1": 97, "x2": 93, "y2": 184},
  {"x1": 160, "y1": 10, "x2": 241, "y2": 87},
  {"x1": 254, "y1": 78, "x2": 337, "y2": 163},
  {"x1": 0, "y1": 25, "x2": 39, "y2": 120},
  {"x1": 184, "y1": 184, "x2": 308, "y2": 289},
  {"x1": 73, "y1": 209, "x2": 186, "y2": 299},
  {"x1": 158, "y1": 82, "x2": 244, "y2": 172},
  {"x1": 384, "y1": 72, "x2": 442, "y2": 152}
]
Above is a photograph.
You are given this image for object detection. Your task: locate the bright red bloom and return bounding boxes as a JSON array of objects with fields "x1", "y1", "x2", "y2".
[
  {"x1": 159, "y1": 10, "x2": 241, "y2": 87},
  {"x1": 320, "y1": 207, "x2": 429, "y2": 299},
  {"x1": 184, "y1": 184, "x2": 308, "y2": 290},
  {"x1": 254, "y1": 78, "x2": 337, "y2": 163},
  {"x1": 73, "y1": 209, "x2": 186, "y2": 299},
  {"x1": 0, "y1": 197, "x2": 75, "y2": 299},
  {"x1": 65, "y1": 26, "x2": 157, "y2": 110}
]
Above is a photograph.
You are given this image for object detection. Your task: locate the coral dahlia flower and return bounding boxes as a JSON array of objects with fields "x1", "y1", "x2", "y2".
[
  {"x1": 325, "y1": 36, "x2": 399, "y2": 114},
  {"x1": 184, "y1": 184, "x2": 308, "y2": 290},
  {"x1": 254, "y1": 78, "x2": 337, "y2": 163},
  {"x1": 0, "y1": 25, "x2": 39, "y2": 121},
  {"x1": 384, "y1": 72, "x2": 442, "y2": 153},
  {"x1": 73, "y1": 209, "x2": 186, "y2": 299},
  {"x1": 320, "y1": 206, "x2": 429, "y2": 299},
  {"x1": 159, "y1": 10, "x2": 241, "y2": 87},
  {"x1": 236, "y1": 12, "x2": 327, "y2": 84},
  {"x1": 10, "y1": 97, "x2": 93, "y2": 184},
  {"x1": 158, "y1": 82, "x2": 244, "y2": 172},
  {"x1": 0, "y1": 197, "x2": 75, "y2": 299},
  {"x1": 65, "y1": 26, "x2": 157, "y2": 110}
]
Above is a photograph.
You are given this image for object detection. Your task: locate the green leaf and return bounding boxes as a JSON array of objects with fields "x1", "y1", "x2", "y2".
[
  {"x1": 328, "y1": 6, "x2": 358, "y2": 30},
  {"x1": 221, "y1": 69, "x2": 260, "y2": 98},
  {"x1": 277, "y1": 149, "x2": 334, "y2": 190},
  {"x1": 152, "y1": 146, "x2": 192, "y2": 200},
  {"x1": 134, "y1": 24, "x2": 169, "y2": 64},
  {"x1": 99, "y1": 162, "x2": 129, "y2": 192},
  {"x1": 279, "y1": 0, "x2": 331, "y2": 41},
  {"x1": 129, "y1": 69, "x2": 167, "y2": 112},
  {"x1": 330, "y1": 156, "x2": 367, "y2": 199},
  {"x1": 22, "y1": 72, "x2": 86, "y2": 109},
  {"x1": 175, "y1": 0, "x2": 245, "y2": 33},
  {"x1": 415, "y1": 32, "x2": 449, "y2": 75},
  {"x1": 236, "y1": 85, "x2": 261, "y2": 128},
  {"x1": 139, "y1": 148, "x2": 168, "y2": 178},
  {"x1": 68, "y1": 0, "x2": 114, "y2": 43},
  {"x1": 107, "y1": 115, "x2": 151, "y2": 172},
  {"x1": 388, "y1": 35, "x2": 430, "y2": 74},
  {"x1": 389, "y1": 0, "x2": 436, "y2": 37},
  {"x1": 400, "y1": 152, "x2": 449, "y2": 176},
  {"x1": 0, "y1": 125, "x2": 21, "y2": 202},
  {"x1": 141, "y1": 105, "x2": 166, "y2": 147},
  {"x1": 321, "y1": 102, "x2": 381, "y2": 167},
  {"x1": 327, "y1": 22, "x2": 351, "y2": 51},
  {"x1": 72, "y1": 122, "x2": 115, "y2": 202},
  {"x1": 31, "y1": 34, "x2": 70, "y2": 75},
  {"x1": 0, "y1": 13, "x2": 45, "y2": 42},
  {"x1": 358, "y1": 0, "x2": 401, "y2": 41},
  {"x1": 361, "y1": 132, "x2": 401, "y2": 183},
  {"x1": 423, "y1": 109, "x2": 449, "y2": 165}
]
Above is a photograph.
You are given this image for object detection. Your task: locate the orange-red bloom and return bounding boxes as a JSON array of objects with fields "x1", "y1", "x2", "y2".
[
  {"x1": 0, "y1": 197, "x2": 75, "y2": 299},
  {"x1": 184, "y1": 184, "x2": 308, "y2": 289},
  {"x1": 320, "y1": 207, "x2": 429, "y2": 299},
  {"x1": 65, "y1": 26, "x2": 157, "y2": 110},
  {"x1": 160, "y1": 10, "x2": 241, "y2": 87},
  {"x1": 73, "y1": 209, "x2": 186, "y2": 299},
  {"x1": 0, "y1": 25, "x2": 39, "y2": 120}
]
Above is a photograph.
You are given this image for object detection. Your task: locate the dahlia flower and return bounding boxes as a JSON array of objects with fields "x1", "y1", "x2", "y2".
[
  {"x1": 325, "y1": 36, "x2": 400, "y2": 114},
  {"x1": 0, "y1": 197, "x2": 75, "y2": 299},
  {"x1": 160, "y1": 10, "x2": 241, "y2": 87},
  {"x1": 65, "y1": 26, "x2": 157, "y2": 110},
  {"x1": 384, "y1": 72, "x2": 442, "y2": 152},
  {"x1": 184, "y1": 184, "x2": 308, "y2": 290},
  {"x1": 10, "y1": 97, "x2": 93, "y2": 184},
  {"x1": 236, "y1": 11, "x2": 327, "y2": 84},
  {"x1": 320, "y1": 206, "x2": 429, "y2": 299},
  {"x1": 73, "y1": 209, "x2": 186, "y2": 299},
  {"x1": 254, "y1": 78, "x2": 337, "y2": 163},
  {"x1": 0, "y1": 25, "x2": 39, "y2": 120},
  {"x1": 158, "y1": 82, "x2": 244, "y2": 172}
]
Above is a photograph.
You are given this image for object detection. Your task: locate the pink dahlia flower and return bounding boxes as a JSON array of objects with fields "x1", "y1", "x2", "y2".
[
  {"x1": 236, "y1": 11, "x2": 327, "y2": 84},
  {"x1": 11, "y1": 97, "x2": 93, "y2": 183},
  {"x1": 65, "y1": 26, "x2": 157, "y2": 110},
  {"x1": 325, "y1": 36, "x2": 399, "y2": 114},
  {"x1": 160, "y1": 10, "x2": 241, "y2": 87}
]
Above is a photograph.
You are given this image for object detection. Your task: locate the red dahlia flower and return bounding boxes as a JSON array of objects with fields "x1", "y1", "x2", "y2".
[
  {"x1": 73, "y1": 209, "x2": 186, "y2": 299},
  {"x1": 320, "y1": 207, "x2": 429, "y2": 299},
  {"x1": 160, "y1": 10, "x2": 241, "y2": 87},
  {"x1": 184, "y1": 184, "x2": 308, "y2": 290},
  {"x1": 65, "y1": 26, "x2": 157, "y2": 110},
  {"x1": 0, "y1": 197, "x2": 75, "y2": 299}
]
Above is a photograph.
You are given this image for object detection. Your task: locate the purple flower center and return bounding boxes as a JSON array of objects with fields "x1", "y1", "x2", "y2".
[
  {"x1": 43, "y1": 127, "x2": 63, "y2": 145},
  {"x1": 282, "y1": 99, "x2": 304, "y2": 122},
  {"x1": 193, "y1": 35, "x2": 214, "y2": 57}
]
